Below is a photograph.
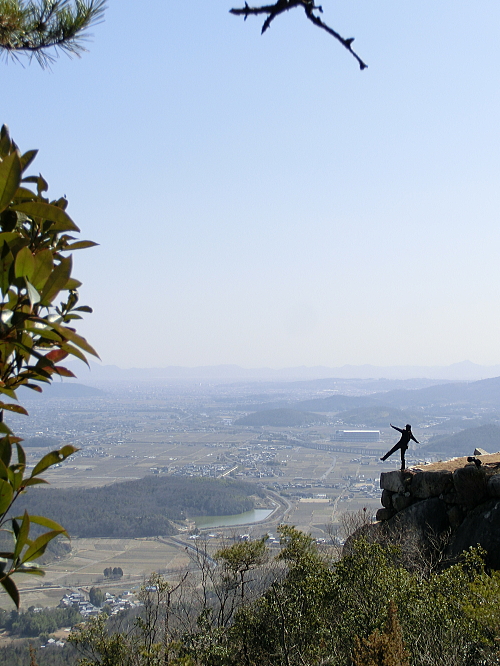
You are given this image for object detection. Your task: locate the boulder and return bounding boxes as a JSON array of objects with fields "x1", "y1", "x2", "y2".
[
  {"x1": 410, "y1": 470, "x2": 453, "y2": 499},
  {"x1": 376, "y1": 507, "x2": 395, "y2": 521},
  {"x1": 387, "y1": 498, "x2": 449, "y2": 542},
  {"x1": 447, "y1": 499, "x2": 500, "y2": 569},
  {"x1": 488, "y1": 475, "x2": 500, "y2": 498},
  {"x1": 453, "y1": 464, "x2": 488, "y2": 507},
  {"x1": 380, "y1": 470, "x2": 413, "y2": 494},
  {"x1": 392, "y1": 493, "x2": 414, "y2": 512},
  {"x1": 446, "y1": 505, "x2": 465, "y2": 529},
  {"x1": 381, "y1": 489, "x2": 393, "y2": 509}
]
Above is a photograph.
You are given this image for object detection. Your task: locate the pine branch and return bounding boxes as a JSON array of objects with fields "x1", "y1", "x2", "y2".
[
  {"x1": 230, "y1": 0, "x2": 367, "y2": 70},
  {"x1": 0, "y1": 0, "x2": 106, "y2": 68}
]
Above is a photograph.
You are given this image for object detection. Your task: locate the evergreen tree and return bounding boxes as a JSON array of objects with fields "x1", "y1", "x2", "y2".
[
  {"x1": 0, "y1": 0, "x2": 106, "y2": 67},
  {"x1": 353, "y1": 600, "x2": 410, "y2": 666}
]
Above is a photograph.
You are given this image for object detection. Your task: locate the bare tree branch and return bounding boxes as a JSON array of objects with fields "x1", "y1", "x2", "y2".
[{"x1": 230, "y1": 0, "x2": 367, "y2": 70}]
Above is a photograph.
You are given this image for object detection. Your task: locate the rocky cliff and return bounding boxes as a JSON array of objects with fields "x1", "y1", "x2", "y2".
[{"x1": 349, "y1": 451, "x2": 500, "y2": 569}]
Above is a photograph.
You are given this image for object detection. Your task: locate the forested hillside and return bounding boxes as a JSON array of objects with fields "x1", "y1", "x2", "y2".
[{"x1": 13, "y1": 477, "x2": 263, "y2": 538}]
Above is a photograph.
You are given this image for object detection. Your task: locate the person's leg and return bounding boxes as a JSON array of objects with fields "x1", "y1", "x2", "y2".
[
  {"x1": 400, "y1": 445, "x2": 407, "y2": 470},
  {"x1": 381, "y1": 443, "x2": 400, "y2": 461}
]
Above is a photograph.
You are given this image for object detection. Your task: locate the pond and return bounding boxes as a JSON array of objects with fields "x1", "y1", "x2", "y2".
[{"x1": 195, "y1": 508, "x2": 274, "y2": 529}]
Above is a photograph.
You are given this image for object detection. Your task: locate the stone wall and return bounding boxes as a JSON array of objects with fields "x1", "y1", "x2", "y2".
[{"x1": 352, "y1": 452, "x2": 500, "y2": 569}]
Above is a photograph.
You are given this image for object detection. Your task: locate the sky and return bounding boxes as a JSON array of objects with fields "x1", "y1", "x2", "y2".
[{"x1": 2, "y1": 1, "x2": 500, "y2": 371}]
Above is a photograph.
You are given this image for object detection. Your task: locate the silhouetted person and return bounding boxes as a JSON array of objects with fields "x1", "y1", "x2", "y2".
[{"x1": 380, "y1": 424, "x2": 419, "y2": 470}]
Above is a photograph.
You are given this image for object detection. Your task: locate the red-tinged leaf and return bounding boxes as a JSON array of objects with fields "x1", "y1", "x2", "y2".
[
  {"x1": 24, "y1": 384, "x2": 43, "y2": 393},
  {"x1": 53, "y1": 366, "x2": 76, "y2": 378},
  {"x1": 45, "y1": 349, "x2": 68, "y2": 363},
  {"x1": 0, "y1": 402, "x2": 28, "y2": 416},
  {"x1": 30, "y1": 445, "x2": 78, "y2": 478},
  {"x1": 0, "y1": 575, "x2": 20, "y2": 608}
]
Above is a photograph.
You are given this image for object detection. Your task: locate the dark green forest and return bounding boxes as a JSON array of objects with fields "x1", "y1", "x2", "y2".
[{"x1": 12, "y1": 476, "x2": 263, "y2": 538}]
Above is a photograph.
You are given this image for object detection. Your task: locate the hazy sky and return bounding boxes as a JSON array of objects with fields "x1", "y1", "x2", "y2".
[{"x1": 3, "y1": 1, "x2": 500, "y2": 370}]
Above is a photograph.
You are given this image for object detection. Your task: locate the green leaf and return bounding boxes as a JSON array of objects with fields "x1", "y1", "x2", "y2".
[
  {"x1": 13, "y1": 512, "x2": 30, "y2": 561},
  {"x1": 22, "y1": 478, "x2": 48, "y2": 488},
  {"x1": 22, "y1": 529, "x2": 64, "y2": 563},
  {"x1": 24, "y1": 326, "x2": 62, "y2": 343},
  {"x1": 0, "y1": 574, "x2": 20, "y2": 608},
  {"x1": 19, "y1": 150, "x2": 38, "y2": 172},
  {"x1": 0, "y1": 437, "x2": 12, "y2": 468},
  {"x1": 14, "y1": 246, "x2": 35, "y2": 280},
  {"x1": 12, "y1": 202, "x2": 79, "y2": 232},
  {"x1": 25, "y1": 279, "x2": 41, "y2": 306},
  {"x1": 15, "y1": 444, "x2": 26, "y2": 467},
  {"x1": 0, "y1": 387, "x2": 17, "y2": 400},
  {"x1": 0, "y1": 479, "x2": 13, "y2": 514},
  {"x1": 30, "y1": 444, "x2": 78, "y2": 478},
  {"x1": 31, "y1": 249, "x2": 54, "y2": 290},
  {"x1": 17, "y1": 565, "x2": 45, "y2": 576},
  {"x1": 0, "y1": 422, "x2": 13, "y2": 436},
  {"x1": 61, "y1": 240, "x2": 98, "y2": 251},
  {"x1": 0, "y1": 152, "x2": 22, "y2": 214},
  {"x1": 73, "y1": 305, "x2": 93, "y2": 313},
  {"x1": 60, "y1": 342, "x2": 88, "y2": 365},
  {"x1": 18, "y1": 515, "x2": 69, "y2": 538},
  {"x1": 64, "y1": 278, "x2": 82, "y2": 290},
  {"x1": 39, "y1": 256, "x2": 72, "y2": 306},
  {"x1": 13, "y1": 187, "x2": 36, "y2": 201},
  {"x1": 49, "y1": 323, "x2": 99, "y2": 358}
]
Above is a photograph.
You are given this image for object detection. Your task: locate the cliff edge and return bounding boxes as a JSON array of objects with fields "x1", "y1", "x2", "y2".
[{"x1": 349, "y1": 452, "x2": 500, "y2": 569}]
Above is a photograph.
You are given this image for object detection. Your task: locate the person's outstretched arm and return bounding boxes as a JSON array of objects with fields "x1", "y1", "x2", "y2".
[{"x1": 390, "y1": 423, "x2": 404, "y2": 433}]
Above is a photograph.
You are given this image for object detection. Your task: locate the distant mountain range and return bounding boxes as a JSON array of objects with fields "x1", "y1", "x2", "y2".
[
  {"x1": 67, "y1": 360, "x2": 500, "y2": 382},
  {"x1": 423, "y1": 424, "x2": 500, "y2": 456}
]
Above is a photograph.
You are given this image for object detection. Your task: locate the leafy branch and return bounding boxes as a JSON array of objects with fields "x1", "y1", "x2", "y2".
[
  {"x1": 0, "y1": 124, "x2": 97, "y2": 606},
  {"x1": 0, "y1": 0, "x2": 106, "y2": 67},
  {"x1": 229, "y1": 0, "x2": 367, "y2": 70}
]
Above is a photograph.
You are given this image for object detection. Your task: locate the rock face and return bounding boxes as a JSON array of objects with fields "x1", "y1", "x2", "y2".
[{"x1": 353, "y1": 453, "x2": 500, "y2": 569}]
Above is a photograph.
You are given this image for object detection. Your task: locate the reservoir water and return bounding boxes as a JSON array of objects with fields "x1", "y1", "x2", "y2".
[{"x1": 195, "y1": 508, "x2": 274, "y2": 529}]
